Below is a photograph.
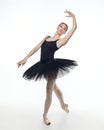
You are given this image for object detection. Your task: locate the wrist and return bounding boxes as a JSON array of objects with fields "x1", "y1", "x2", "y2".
[
  {"x1": 24, "y1": 57, "x2": 28, "y2": 61},
  {"x1": 72, "y1": 14, "x2": 75, "y2": 18}
]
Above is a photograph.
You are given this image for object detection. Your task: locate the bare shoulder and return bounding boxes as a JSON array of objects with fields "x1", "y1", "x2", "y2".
[
  {"x1": 34, "y1": 35, "x2": 49, "y2": 51},
  {"x1": 43, "y1": 35, "x2": 49, "y2": 40},
  {"x1": 39, "y1": 35, "x2": 49, "y2": 44}
]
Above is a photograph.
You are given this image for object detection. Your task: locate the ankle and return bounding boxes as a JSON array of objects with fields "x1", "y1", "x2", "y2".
[{"x1": 43, "y1": 113, "x2": 47, "y2": 118}]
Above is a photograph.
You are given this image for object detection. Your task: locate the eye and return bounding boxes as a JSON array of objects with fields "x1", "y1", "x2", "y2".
[
  {"x1": 59, "y1": 25, "x2": 62, "y2": 28},
  {"x1": 62, "y1": 27, "x2": 66, "y2": 31}
]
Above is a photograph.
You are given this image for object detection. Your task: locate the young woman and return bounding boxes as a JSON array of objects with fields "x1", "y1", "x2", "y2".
[{"x1": 17, "y1": 9, "x2": 77, "y2": 125}]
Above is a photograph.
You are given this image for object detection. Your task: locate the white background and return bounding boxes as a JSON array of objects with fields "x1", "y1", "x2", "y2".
[{"x1": 0, "y1": 0, "x2": 104, "y2": 130}]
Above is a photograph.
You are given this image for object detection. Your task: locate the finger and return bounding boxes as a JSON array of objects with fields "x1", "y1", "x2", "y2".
[
  {"x1": 64, "y1": 9, "x2": 68, "y2": 13},
  {"x1": 22, "y1": 62, "x2": 25, "y2": 66},
  {"x1": 66, "y1": 15, "x2": 71, "y2": 17},
  {"x1": 65, "y1": 9, "x2": 69, "y2": 12},
  {"x1": 17, "y1": 64, "x2": 20, "y2": 67}
]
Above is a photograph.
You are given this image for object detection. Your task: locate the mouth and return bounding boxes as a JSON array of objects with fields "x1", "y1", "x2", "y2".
[{"x1": 58, "y1": 30, "x2": 63, "y2": 33}]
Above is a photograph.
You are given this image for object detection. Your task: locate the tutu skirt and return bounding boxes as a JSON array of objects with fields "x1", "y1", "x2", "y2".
[{"x1": 23, "y1": 58, "x2": 78, "y2": 81}]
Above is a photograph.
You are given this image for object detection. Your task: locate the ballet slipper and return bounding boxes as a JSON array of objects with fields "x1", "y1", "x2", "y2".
[
  {"x1": 62, "y1": 104, "x2": 69, "y2": 113},
  {"x1": 43, "y1": 115, "x2": 51, "y2": 125}
]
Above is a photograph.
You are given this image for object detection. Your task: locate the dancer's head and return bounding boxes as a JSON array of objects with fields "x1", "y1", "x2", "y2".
[{"x1": 57, "y1": 22, "x2": 68, "y2": 35}]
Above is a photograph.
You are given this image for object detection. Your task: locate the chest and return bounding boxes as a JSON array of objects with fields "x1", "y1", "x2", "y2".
[{"x1": 41, "y1": 41, "x2": 58, "y2": 52}]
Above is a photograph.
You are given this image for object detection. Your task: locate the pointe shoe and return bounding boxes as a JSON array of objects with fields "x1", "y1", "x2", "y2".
[
  {"x1": 43, "y1": 116, "x2": 51, "y2": 125},
  {"x1": 64, "y1": 104, "x2": 68, "y2": 107},
  {"x1": 62, "y1": 104, "x2": 69, "y2": 113},
  {"x1": 43, "y1": 118, "x2": 51, "y2": 125}
]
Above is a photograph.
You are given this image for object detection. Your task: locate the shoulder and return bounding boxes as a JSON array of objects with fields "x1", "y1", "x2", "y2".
[
  {"x1": 41, "y1": 35, "x2": 49, "y2": 43},
  {"x1": 35, "y1": 35, "x2": 49, "y2": 48},
  {"x1": 43, "y1": 35, "x2": 49, "y2": 40},
  {"x1": 45, "y1": 35, "x2": 50, "y2": 39}
]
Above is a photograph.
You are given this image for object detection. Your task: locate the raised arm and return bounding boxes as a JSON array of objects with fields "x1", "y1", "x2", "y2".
[
  {"x1": 17, "y1": 35, "x2": 48, "y2": 67},
  {"x1": 57, "y1": 10, "x2": 77, "y2": 48}
]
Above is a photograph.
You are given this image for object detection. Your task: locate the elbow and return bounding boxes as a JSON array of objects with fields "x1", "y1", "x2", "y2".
[
  {"x1": 73, "y1": 25, "x2": 77, "y2": 33},
  {"x1": 74, "y1": 24, "x2": 77, "y2": 30}
]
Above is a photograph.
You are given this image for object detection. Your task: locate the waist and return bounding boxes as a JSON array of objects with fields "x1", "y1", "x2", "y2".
[{"x1": 40, "y1": 58, "x2": 54, "y2": 64}]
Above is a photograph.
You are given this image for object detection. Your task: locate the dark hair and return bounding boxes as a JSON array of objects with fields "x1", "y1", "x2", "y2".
[{"x1": 58, "y1": 22, "x2": 68, "y2": 31}]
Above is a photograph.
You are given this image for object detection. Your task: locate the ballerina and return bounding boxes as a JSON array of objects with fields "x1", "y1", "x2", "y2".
[{"x1": 17, "y1": 9, "x2": 77, "y2": 125}]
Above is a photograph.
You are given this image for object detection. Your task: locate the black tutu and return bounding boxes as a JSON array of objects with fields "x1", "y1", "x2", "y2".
[
  {"x1": 23, "y1": 58, "x2": 77, "y2": 80},
  {"x1": 23, "y1": 39, "x2": 78, "y2": 81}
]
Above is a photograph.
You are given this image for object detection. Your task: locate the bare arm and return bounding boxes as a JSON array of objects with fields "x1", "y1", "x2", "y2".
[
  {"x1": 23, "y1": 36, "x2": 48, "y2": 60},
  {"x1": 57, "y1": 10, "x2": 77, "y2": 48},
  {"x1": 17, "y1": 35, "x2": 48, "y2": 67}
]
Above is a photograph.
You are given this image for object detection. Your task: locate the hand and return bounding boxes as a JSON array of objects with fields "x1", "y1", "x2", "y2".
[
  {"x1": 64, "y1": 9, "x2": 75, "y2": 17},
  {"x1": 17, "y1": 58, "x2": 27, "y2": 67}
]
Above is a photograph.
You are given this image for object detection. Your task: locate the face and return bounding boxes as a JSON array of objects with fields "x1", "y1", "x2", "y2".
[{"x1": 57, "y1": 23, "x2": 68, "y2": 35}]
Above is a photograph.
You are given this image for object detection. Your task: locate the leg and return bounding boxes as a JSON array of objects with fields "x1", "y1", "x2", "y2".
[
  {"x1": 43, "y1": 78, "x2": 56, "y2": 125},
  {"x1": 54, "y1": 84, "x2": 69, "y2": 113}
]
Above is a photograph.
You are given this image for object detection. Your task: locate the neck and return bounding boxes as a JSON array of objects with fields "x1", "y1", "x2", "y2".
[{"x1": 52, "y1": 32, "x2": 61, "y2": 39}]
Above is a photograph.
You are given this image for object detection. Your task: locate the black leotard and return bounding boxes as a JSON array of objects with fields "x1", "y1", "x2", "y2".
[{"x1": 23, "y1": 39, "x2": 77, "y2": 80}]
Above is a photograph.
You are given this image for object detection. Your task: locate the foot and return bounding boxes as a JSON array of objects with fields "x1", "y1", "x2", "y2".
[
  {"x1": 62, "y1": 104, "x2": 69, "y2": 113},
  {"x1": 43, "y1": 115, "x2": 51, "y2": 125}
]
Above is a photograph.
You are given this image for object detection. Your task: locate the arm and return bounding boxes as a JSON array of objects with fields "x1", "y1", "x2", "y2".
[
  {"x1": 57, "y1": 10, "x2": 77, "y2": 48},
  {"x1": 17, "y1": 35, "x2": 48, "y2": 67}
]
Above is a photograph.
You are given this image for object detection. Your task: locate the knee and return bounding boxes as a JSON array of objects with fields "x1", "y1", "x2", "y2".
[
  {"x1": 46, "y1": 88, "x2": 53, "y2": 97},
  {"x1": 54, "y1": 84, "x2": 59, "y2": 92},
  {"x1": 46, "y1": 92, "x2": 52, "y2": 101}
]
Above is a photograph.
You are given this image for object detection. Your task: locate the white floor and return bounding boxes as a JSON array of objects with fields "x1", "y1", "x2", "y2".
[{"x1": 0, "y1": 104, "x2": 104, "y2": 130}]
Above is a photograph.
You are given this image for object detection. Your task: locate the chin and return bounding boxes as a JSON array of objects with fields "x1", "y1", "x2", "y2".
[{"x1": 57, "y1": 32, "x2": 62, "y2": 36}]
